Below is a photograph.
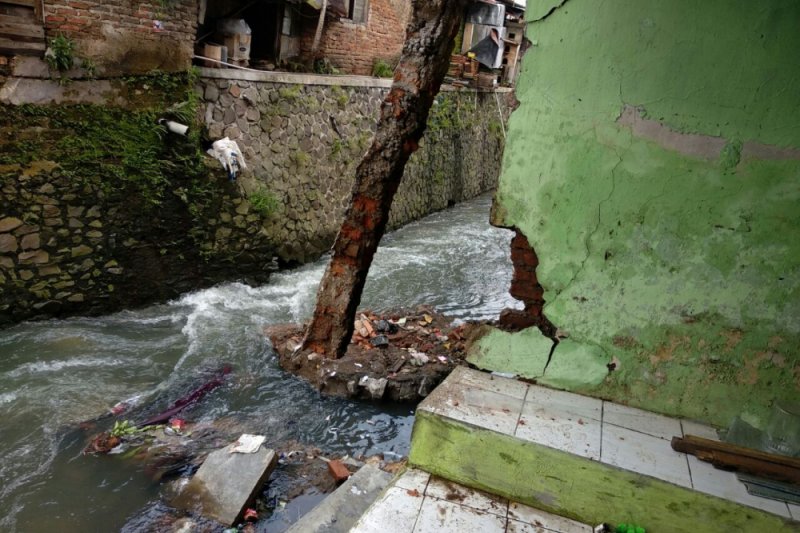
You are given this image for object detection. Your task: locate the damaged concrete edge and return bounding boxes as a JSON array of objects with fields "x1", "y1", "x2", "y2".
[{"x1": 617, "y1": 104, "x2": 800, "y2": 164}]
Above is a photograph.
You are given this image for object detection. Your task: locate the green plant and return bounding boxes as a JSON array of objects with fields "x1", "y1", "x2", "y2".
[
  {"x1": 110, "y1": 420, "x2": 141, "y2": 438},
  {"x1": 331, "y1": 138, "x2": 343, "y2": 157},
  {"x1": 278, "y1": 85, "x2": 302, "y2": 100},
  {"x1": 372, "y1": 59, "x2": 394, "y2": 78},
  {"x1": 313, "y1": 58, "x2": 340, "y2": 75},
  {"x1": 290, "y1": 150, "x2": 310, "y2": 167},
  {"x1": 331, "y1": 85, "x2": 349, "y2": 107},
  {"x1": 45, "y1": 34, "x2": 75, "y2": 72},
  {"x1": 249, "y1": 189, "x2": 280, "y2": 218}
]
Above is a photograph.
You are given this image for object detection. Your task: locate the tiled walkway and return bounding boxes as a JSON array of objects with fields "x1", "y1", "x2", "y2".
[
  {"x1": 421, "y1": 367, "x2": 797, "y2": 520},
  {"x1": 351, "y1": 468, "x2": 594, "y2": 533}
]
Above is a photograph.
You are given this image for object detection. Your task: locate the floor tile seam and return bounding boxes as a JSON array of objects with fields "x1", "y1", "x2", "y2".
[
  {"x1": 680, "y1": 420, "x2": 696, "y2": 490},
  {"x1": 597, "y1": 455, "x2": 692, "y2": 488},
  {"x1": 422, "y1": 492, "x2": 510, "y2": 519},
  {"x1": 599, "y1": 400, "x2": 605, "y2": 460},
  {"x1": 513, "y1": 382, "x2": 532, "y2": 437},
  {"x1": 602, "y1": 419, "x2": 681, "y2": 443},
  {"x1": 409, "y1": 493, "x2": 427, "y2": 533},
  {"x1": 689, "y1": 483, "x2": 792, "y2": 518},
  {"x1": 519, "y1": 404, "x2": 603, "y2": 424}
]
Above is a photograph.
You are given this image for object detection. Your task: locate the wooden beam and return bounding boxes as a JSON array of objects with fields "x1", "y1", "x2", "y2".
[
  {"x1": 0, "y1": 35, "x2": 45, "y2": 55},
  {"x1": 0, "y1": 0, "x2": 36, "y2": 7},
  {"x1": 0, "y1": 20, "x2": 44, "y2": 41},
  {"x1": 311, "y1": 0, "x2": 328, "y2": 54},
  {"x1": 673, "y1": 434, "x2": 800, "y2": 485}
]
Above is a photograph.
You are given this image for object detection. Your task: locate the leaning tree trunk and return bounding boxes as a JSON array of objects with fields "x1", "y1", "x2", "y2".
[{"x1": 301, "y1": 0, "x2": 468, "y2": 358}]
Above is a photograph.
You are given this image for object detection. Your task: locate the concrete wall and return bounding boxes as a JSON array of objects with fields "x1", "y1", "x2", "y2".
[
  {"x1": 199, "y1": 69, "x2": 510, "y2": 263},
  {"x1": 469, "y1": 0, "x2": 800, "y2": 428},
  {"x1": 0, "y1": 71, "x2": 509, "y2": 325},
  {"x1": 43, "y1": 0, "x2": 197, "y2": 74}
]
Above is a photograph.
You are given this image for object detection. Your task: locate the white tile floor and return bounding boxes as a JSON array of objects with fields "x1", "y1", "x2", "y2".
[
  {"x1": 351, "y1": 469, "x2": 593, "y2": 533},
  {"x1": 417, "y1": 367, "x2": 796, "y2": 520}
]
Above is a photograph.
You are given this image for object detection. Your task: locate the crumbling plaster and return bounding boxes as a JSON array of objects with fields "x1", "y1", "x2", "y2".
[{"x1": 470, "y1": 0, "x2": 800, "y2": 427}]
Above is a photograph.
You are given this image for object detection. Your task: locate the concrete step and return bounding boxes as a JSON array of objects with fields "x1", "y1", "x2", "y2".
[
  {"x1": 286, "y1": 463, "x2": 393, "y2": 533},
  {"x1": 406, "y1": 367, "x2": 798, "y2": 532},
  {"x1": 351, "y1": 467, "x2": 594, "y2": 533}
]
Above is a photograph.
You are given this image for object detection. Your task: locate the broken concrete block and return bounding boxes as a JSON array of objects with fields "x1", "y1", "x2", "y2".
[
  {"x1": 171, "y1": 442, "x2": 277, "y2": 526},
  {"x1": 286, "y1": 464, "x2": 392, "y2": 533},
  {"x1": 327, "y1": 459, "x2": 351, "y2": 483}
]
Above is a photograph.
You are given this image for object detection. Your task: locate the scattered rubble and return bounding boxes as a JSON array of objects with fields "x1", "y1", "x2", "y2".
[{"x1": 267, "y1": 306, "x2": 484, "y2": 402}]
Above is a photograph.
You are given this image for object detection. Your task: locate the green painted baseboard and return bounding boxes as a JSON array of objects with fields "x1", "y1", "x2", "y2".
[{"x1": 409, "y1": 410, "x2": 799, "y2": 533}]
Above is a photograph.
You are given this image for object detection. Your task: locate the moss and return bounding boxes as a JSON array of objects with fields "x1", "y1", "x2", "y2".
[
  {"x1": 278, "y1": 85, "x2": 302, "y2": 100},
  {"x1": 0, "y1": 71, "x2": 208, "y2": 211},
  {"x1": 290, "y1": 150, "x2": 310, "y2": 168},
  {"x1": 249, "y1": 189, "x2": 280, "y2": 218},
  {"x1": 331, "y1": 85, "x2": 349, "y2": 107},
  {"x1": 371, "y1": 59, "x2": 394, "y2": 78}
]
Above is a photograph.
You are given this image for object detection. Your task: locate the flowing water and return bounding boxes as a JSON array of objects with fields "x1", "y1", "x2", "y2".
[{"x1": 0, "y1": 194, "x2": 520, "y2": 532}]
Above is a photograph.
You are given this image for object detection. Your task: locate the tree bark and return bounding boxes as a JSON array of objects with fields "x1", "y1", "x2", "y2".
[{"x1": 301, "y1": 0, "x2": 468, "y2": 358}]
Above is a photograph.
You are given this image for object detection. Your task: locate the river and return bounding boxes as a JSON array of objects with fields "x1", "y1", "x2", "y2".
[{"x1": 0, "y1": 194, "x2": 519, "y2": 531}]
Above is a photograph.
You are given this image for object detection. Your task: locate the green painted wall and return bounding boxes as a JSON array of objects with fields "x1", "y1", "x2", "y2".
[{"x1": 470, "y1": 0, "x2": 800, "y2": 427}]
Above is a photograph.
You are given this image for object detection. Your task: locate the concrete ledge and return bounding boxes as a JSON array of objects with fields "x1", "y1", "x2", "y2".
[
  {"x1": 407, "y1": 368, "x2": 799, "y2": 532},
  {"x1": 409, "y1": 411, "x2": 798, "y2": 532},
  {"x1": 197, "y1": 67, "x2": 393, "y2": 88},
  {"x1": 197, "y1": 67, "x2": 514, "y2": 94},
  {"x1": 287, "y1": 464, "x2": 392, "y2": 533}
]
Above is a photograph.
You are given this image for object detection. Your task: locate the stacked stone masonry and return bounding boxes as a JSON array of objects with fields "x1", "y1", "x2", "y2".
[
  {"x1": 0, "y1": 162, "x2": 275, "y2": 325},
  {"x1": 0, "y1": 75, "x2": 509, "y2": 325},
  {"x1": 200, "y1": 76, "x2": 511, "y2": 263}
]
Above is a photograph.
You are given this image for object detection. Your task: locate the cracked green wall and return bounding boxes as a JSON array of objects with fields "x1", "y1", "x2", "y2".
[{"x1": 471, "y1": 0, "x2": 800, "y2": 427}]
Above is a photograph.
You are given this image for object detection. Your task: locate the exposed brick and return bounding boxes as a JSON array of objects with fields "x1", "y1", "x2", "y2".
[{"x1": 327, "y1": 459, "x2": 351, "y2": 483}]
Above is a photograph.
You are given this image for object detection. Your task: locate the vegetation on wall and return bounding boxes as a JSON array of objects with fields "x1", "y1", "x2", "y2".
[
  {"x1": 0, "y1": 70, "x2": 228, "y2": 230},
  {"x1": 371, "y1": 59, "x2": 395, "y2": 78}
]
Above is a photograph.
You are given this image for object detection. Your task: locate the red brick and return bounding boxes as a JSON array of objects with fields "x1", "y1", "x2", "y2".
[{"x1": 327, "y1": 459, "x2": 351, "y2": 483}]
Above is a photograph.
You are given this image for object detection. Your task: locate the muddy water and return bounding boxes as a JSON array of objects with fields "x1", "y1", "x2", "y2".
[{"x1": 0, "y1": 194, "x2": 520, "y2": 531}]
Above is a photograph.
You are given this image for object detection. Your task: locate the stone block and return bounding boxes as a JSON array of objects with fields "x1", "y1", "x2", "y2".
[
  {"x1": 21, "y1": 233, "x2": 40, "y2": 250},
  {"x1": 71, "y1": 245, "x2": 93, "y2": 258},
  {"x1": 18, "y1": 250, "x2": 49, "y2": 264},
  {"x1": 0, "y1": 217, "x2": 23, "y2": 233},
  {"x1": 172, "y1": 443, "x2": 277, "y2": 526},
  {"x1": 0, "y1": 234, "x2": 18, "y2": 253},
  {"x1": 285, "y1": 464, "x2": 392, "y2": 533}
]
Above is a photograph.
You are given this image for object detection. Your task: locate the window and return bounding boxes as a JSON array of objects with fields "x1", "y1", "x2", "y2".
[{"x1": 347, "y1": 0, "x2": 368, "y2": 23}]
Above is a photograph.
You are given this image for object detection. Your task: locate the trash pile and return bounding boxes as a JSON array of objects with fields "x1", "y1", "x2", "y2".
[{"x1": 269, "y1": 306, "x2": 482, "y2": 402}]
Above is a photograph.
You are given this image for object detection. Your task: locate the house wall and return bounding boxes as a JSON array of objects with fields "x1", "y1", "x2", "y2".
[
  {"x1": 43, "y1": 0, "x2": 197, "y2": 74},
  {"x1": 468, "y1": 0, "x2": 800, "y2": 428},
  {"x1": 300, "y1": 0, "x2": 410, "y2": 75}
]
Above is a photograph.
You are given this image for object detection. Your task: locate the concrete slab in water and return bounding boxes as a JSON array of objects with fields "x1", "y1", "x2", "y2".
[
  {"x1": 286, "y1": 463, "x2": 392, "y2": 533},
  {"x1": 171, "y1": 443, "x2": 277, "y2": 526}
]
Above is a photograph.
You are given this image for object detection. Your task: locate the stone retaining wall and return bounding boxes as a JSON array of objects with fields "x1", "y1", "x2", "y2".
[
  {"x1": 199, "y1": 70, "x2": 512, "y2": 262},
  {"x1": 0, "y1": 72, "x2": 510, "y2": 325}
]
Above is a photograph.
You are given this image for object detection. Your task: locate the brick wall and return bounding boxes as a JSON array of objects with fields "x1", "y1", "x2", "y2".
[
  {"x1": 43, "y1": 0, "x2": 198, "y2": 74},
  {"x1": 300, "y1": 0, "x2": 410, "y2": 75}
]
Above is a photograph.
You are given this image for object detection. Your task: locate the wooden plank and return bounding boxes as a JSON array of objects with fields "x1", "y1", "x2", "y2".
[
  {"x1": 0, "y1": 5, "x2": 35, "y2": 21},
  {"x1": 0, "y1": 35, "x2": 44, "y2": 55},
  {"x1": 673, "y1": 435, "x2": 800, "y2": 486},
  {"x1": 0, "y1": 0, "x2": 36, "y2": 8},
  {"x1": 674, "y1": 435, "x2": 800, "y2": 469},
  {"x1": 0, "y1": 20, "x2": 44, "y2": 41}
]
